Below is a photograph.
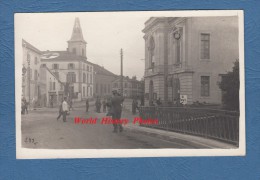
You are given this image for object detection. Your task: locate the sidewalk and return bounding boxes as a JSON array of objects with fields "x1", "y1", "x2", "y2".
[{"x1": 122, "y1": 108, "x2": 236, "y2": 149}]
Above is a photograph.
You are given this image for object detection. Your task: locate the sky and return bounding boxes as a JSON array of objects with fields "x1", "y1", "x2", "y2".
[
  {"x1": 15, "y1": 12, "x2": 148, "y2": 80},
  {"x1": 15, "y1": 11, "x2": 241, "y2": 80}
]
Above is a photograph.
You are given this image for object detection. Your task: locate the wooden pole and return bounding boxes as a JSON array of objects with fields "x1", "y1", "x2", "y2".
[{"x1": 120, "y1": 49, "x2": 123, "y2": 95}]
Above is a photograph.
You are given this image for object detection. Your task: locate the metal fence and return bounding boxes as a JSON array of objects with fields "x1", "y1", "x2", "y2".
[{"x1": 138, "y1": 106, "x2": 239, "y2": 145}]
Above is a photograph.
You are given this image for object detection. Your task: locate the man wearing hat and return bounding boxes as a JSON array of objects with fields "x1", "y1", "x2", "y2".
[{"x1": 111, "y1": 90, "x2": 124, "y2": 132}]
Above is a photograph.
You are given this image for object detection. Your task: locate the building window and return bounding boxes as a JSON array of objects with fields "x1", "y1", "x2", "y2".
[
  {"x1": 87, "y1": 65, "x2": 89, "y2": 71},
  {"x1": 53, "y1": 64, "x2": 59, "y2": 69},
  {"x1": 40, "y1": 64, "x2": 46, "y2": 68},
  {"x1": 148, "y1": 37, "x2": 155, "y2": 68},
  {"x1": 68, "y1": 63, "x2": 75, "y2": 69},
  {"x1": 82, "y1": 49, "x2": 84, "y2": 56},
  {"x1": 87, "y1": 74, "x2": 89, "y2": 83},
  {"x1": 29, "y1": 68, "x2": 32, "y2": 80},
  {"x1": 49, "y1": 81, "x2": 52, "y2": 91},
  {"x1": 100, "y1": 84, "x2": 103, "y2": 94},
  {"x1": 72, "y1": 48, "x2": 76, "y2": 54},
  {"x1": 125, "y1": 83, "x2": 127, "y2": 88},
  {"x1": 34, "y1": 70, "x2": 38, "y2": 81},
  {"x1": 90, "y1": 66, "x2": 92, "y2": 72},
  {"x1": 60, "y1": 84, "x2": 63, "y2": 90},
  {"x1": 67, "y1": 72, "x2": 76, "y2": 83},
  {"x1": 90, "y1": 87, "x2": 92, "y2": 96},
  {"x1": 96, "y1": 84, "x2": 98, "y2": 93},
  {"x1": 83, "y1": 64, "x2": 85, "y2": 70},
  {"x1": 108, "y1": 84, "x2": 110, "y2": 93},
  {"x1": 27, "y1": 53, "x2": 31, "y2": 65},
  {"x1": 104, "y1": 84, "x2": 107, "y2": 94},
  {"x1": 201, "y1": 33, "x2": 210, "y2": 59},
  {"x1": 83, "y1": 87, "x2": 85, "y2": 97},
  {"x1": 83, "y1": 73, "x2": 86, "y2": 83},
  {"x1": 201, "y1": 76, "x2": 210, "y2": 97},
  {"x1": 34, "y1": 57, "x2": 38, "y2": 65},
  {"x1": 90, "y1": 74, "x2": 92, "y2": 83},
  {"x1": 53, "y1": 72, "x2": 59, "y2": 79},
  {"x1": 53, "y1": 82, "x2": 56, "y2": 90}
]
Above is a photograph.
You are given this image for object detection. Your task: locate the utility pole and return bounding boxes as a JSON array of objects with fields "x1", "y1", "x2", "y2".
[{"x1": 120, "y1": 49, "x2": 123, "y2": 96}]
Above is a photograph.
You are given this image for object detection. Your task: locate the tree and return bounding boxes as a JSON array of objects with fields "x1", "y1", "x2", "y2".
[{"x1": 219, "y1": 60, "x2": 240, "y2": 110}]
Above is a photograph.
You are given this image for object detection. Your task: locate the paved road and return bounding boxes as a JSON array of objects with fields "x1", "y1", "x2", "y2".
[{"x1": 21, "y1": 105, "x2": 202, "y2": 149}]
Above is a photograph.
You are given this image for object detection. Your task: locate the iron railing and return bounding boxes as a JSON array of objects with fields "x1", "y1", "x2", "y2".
[{"x1": 138, "y1": 106, "x2": 239, "y2": 145}]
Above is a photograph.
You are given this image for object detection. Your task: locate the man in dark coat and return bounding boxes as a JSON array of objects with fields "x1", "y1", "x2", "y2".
[
  {"x1": 95, "y1": 97, "x2": 101, "y2": 113},
  {"x1": 111, "y1": 90, "x2": 124, "y2": 133},
  {"x1": 86, "y1": 99, "x2": 89, "y2": 112}
]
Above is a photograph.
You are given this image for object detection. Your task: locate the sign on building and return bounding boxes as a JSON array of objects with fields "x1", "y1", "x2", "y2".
[{"x1": 180, "y1": 95, "x2": 187, "y2": 105}]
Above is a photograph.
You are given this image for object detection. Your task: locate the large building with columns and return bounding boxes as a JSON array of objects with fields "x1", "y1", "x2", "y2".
[{"x1": 143, "y1": 16, "x2": 239, "y2": 105}]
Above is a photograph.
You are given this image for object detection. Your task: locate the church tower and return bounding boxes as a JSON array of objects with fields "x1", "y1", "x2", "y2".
[{"x1": 68, "y1": 17, "x2": 87, "y2": 58}]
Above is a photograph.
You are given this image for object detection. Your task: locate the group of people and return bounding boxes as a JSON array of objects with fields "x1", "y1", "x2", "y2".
[
  {"x1": 93, "y1": 90, "x2": 125, "y2": 133},
  {"x1": 94, "y1": 97, "x2": 109, "y2": 113},
  {"x1": 56, "y1": 90, "x2": 125, "y2": 133}
]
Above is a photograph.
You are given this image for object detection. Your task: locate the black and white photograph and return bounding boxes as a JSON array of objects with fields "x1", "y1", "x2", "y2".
[{"x1": 15, "y1": 10, "x2": 245, "y2": 159}]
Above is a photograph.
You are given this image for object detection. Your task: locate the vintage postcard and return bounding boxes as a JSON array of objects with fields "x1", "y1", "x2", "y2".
[{"x1": 15, "y1": 10, "x2": 245, "y2": 159}]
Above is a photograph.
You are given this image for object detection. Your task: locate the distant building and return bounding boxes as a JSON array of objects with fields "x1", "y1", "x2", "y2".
[
  {"x1": 143, "y1": 17, "x2": 239, "y2": 105},
  {"x1": 22, "y1": 39, "x2": 41, "y2": 107},
  {"x1": 41, "y1": 17, "x2": 94, "y2": 102},
  {"x1": 112, "y1": 76, "x2": 144, "y2": 98},
  {"x1": 90, "y1": 63, "x2": 117, "y2": 98},
  {"x1": 39, "y1": 67, "x2": 64, "y2": 107}
]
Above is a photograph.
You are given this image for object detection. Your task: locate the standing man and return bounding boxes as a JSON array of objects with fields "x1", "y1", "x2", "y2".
[
  {"x1": 62, "y1": 97, "x2": 68, "y2": 122},
  {"x1": 111, "y1": 90, "x2": 124, "y2": 133},
  {"x1": 86, "y1": 99, "x2": 89, "y2": 112},
  {"x1": 102, "y1": 99, "x2": 107, "y2": 113}
]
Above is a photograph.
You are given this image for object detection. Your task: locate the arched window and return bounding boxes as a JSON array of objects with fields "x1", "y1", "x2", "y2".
[
  {"x1": 148, "y1": 37, "x2": 155, "y2": 68},
  {"x1": 83, "y1": 73, "x2": 86, "y2": 83}
]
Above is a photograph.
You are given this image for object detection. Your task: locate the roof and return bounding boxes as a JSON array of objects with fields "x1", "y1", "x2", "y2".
[
  {"x1": 41, "y1": 50, "x2": 117, "y2": 77},
  {"x1": 41, "y1": 51, "x2": 88, "y2": 62},
  {"x1": 88, "y1": 62, "x2": 117, "y2": 77},
  {"x1": 22, "y1": 39, "x2": 42, "y2": 54}
]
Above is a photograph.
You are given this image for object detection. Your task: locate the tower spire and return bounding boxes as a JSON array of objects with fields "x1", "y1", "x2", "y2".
[
  {"x1": 68, "y1": 17, "x2": 86, "y2": 43},
  {"x1": 67, "y1": 17, "x2": 87, "y2": 57}
]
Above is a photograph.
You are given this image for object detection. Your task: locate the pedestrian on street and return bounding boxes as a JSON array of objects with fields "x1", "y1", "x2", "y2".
[
  {"x1": 132, "y1": 99, "x2": 138, "y2": 115},
  {"x1": 106, "y1": 97, "x2": 112, "y2": 116},
  {"x1": 86, "y1": 99, "x2": 89, "y2": 112},
  {"x1": 62, "y1": 97, "x2": 69, "y2": 122},
  {"x1": 21, "y1": 100, "x2": 25, "y2": 115},
  {"x1": 102, "y1": 99, "x2": 107, "y2": 113},
  {"x1": 95, "y1": 97, "x2": 101, "y2": 113},
  {"x1": 69, "y1": 99, "x2": 73, "y2": 111},
  {"x1": 111, "y1": 90, "x2": 124, "y2": 133},
  {"x1": 156, "y1": 98, "x2": 162, "y2": 106},
  {"x1": 23, "y1": 98, "x2": 29, "y2": 114},
  {"x1": 57, "y1": 100, "x2": 63, "y2": 121}
]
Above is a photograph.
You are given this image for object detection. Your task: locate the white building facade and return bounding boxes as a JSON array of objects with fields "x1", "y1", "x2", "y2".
[{"x1": 143, "y1": 17, "x2": 239, "y2": 105}]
